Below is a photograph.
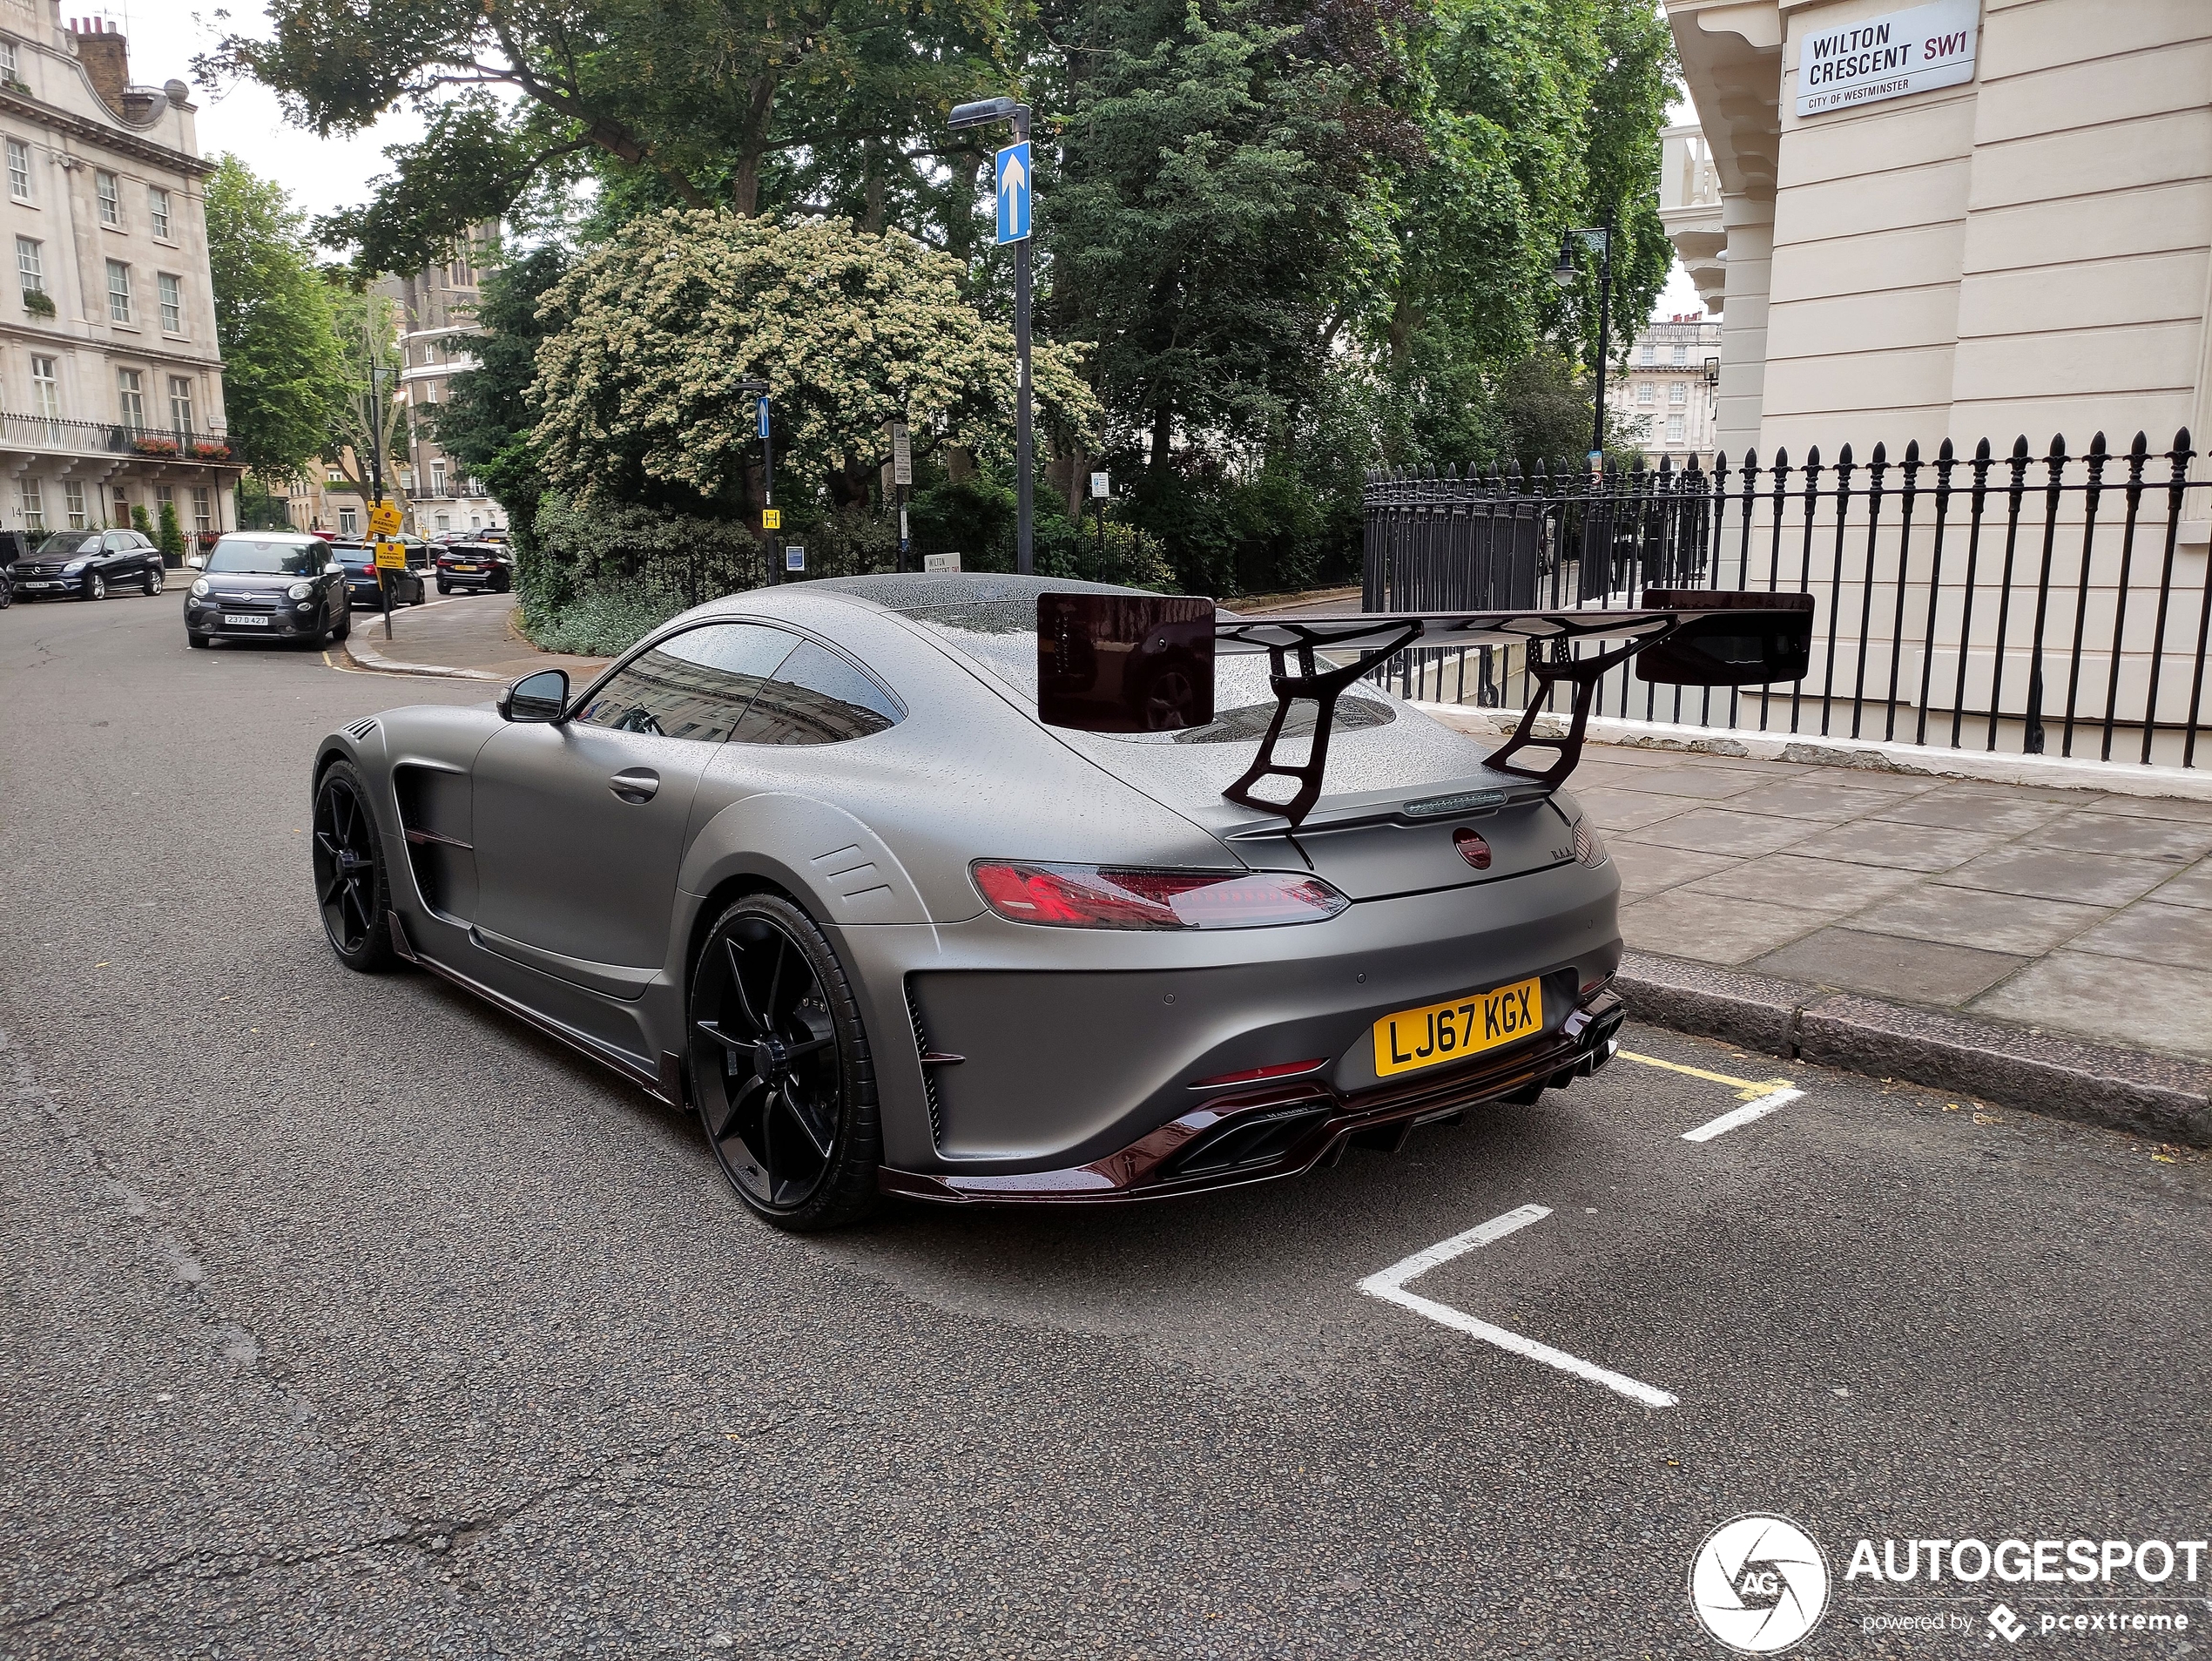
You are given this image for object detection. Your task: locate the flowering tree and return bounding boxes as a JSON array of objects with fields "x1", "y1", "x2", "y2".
[{"x1": 531, "y1": 210, "x2": 1099, "y2": 516}]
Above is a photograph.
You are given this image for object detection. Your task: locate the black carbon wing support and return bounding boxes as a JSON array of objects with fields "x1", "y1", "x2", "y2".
[{"x1": 1214, "y1": 593, "x2": 1813, "y2": 825}]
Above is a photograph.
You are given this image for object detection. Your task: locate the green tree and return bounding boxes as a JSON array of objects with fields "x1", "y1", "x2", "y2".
[
  {"x1": 157, "y1": 500, "x2": 187, "y2": 560},
  {"x1": 201, "y1": 0, "x2": 1013, "y2": 272},
  {"x1": 531, "y1": 211, "x2": 1099, "y2": 517},
  {"x1": 326, "y1": 285, "x2": 412, "y2": 517},
  {"x1": 434, "y1": 244, "x2": 570, "y2": 550},
  {"x1": 204, "y1": 154, "x2": 346, "y2": 478}
]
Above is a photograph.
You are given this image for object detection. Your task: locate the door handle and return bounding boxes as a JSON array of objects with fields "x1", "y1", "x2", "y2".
[{"x1": 610, "y1": 768, "x2": 660, "y2": 804}]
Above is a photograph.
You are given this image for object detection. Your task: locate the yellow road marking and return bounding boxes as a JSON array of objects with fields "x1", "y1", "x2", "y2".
[{"x1": 1617, "y1": 1050, "x2": 1793, "y2": 1101}]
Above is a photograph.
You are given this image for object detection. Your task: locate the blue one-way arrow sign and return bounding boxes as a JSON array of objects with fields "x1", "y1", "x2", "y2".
[{"x1": 995, "y1": 140, "x2": 1031, "y2": 246}]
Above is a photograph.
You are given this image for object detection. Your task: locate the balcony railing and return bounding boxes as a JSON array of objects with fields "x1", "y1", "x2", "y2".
[{"x1": 0, "y1": 412, "x2": 235, "y2": 463}]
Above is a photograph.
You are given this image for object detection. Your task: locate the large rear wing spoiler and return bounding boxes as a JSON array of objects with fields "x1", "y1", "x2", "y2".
[{"x1": 1036, "y1": 591, "x2": 1815, "y2": 827}]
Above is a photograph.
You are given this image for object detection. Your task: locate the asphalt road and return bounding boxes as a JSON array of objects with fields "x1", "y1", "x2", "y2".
[{"x1": 3, "y1": 590, "x2": 2208, "y2": 1658}]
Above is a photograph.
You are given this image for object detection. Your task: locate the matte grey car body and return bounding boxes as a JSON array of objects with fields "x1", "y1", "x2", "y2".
[{"x1": 311, "y1": 574, "x2": 1626, "y2": 1221}]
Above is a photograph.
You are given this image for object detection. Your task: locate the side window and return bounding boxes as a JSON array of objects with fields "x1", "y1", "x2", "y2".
[
  {"x1": 574, "y1": 623, "x2": 797, "y2": 743},
  {"x1": 103, "y1": 531, "x2": 132, "y2": 552},
  {"x1": 728, "y1": 641, "x2": 902, "y2": 746}
]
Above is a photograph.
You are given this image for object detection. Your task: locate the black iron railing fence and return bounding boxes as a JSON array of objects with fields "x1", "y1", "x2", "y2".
[
  {"x1": 1362, "y1": 429, "x2": 2212, "y2": 768},
  {"x1": 0, "y1": 411, "x2": 235, "y2": 463}
]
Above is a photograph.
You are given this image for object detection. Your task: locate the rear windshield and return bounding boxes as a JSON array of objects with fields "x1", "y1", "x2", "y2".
[{"x1": 205, "y1": 539, "x2": 324, "y2": 577}]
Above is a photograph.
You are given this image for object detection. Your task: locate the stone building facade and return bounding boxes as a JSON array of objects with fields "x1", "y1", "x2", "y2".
[
  {"x1": 378, "y1": 233, "x2": 505, "y2": 538},
  {"x1": 0, "y1": 7, "x2": 241, "y2": 549},
  {"x1": 1607, "y1": 315, "x2": 1723, "y2": 465}
]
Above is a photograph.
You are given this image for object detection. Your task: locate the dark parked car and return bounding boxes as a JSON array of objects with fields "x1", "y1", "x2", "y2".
[
  {"x1": 331, "y1": 540, "x2": 429, "y2": 609},
  {"x1": 183, "y1": 531, "x2": 350, "y2": 649},
  {"x1": 434, "y1": 541, "x2": 513, "y2": 594},
  {"x1": 8, "y1": 529, "x2": 165, "y2": 601}
]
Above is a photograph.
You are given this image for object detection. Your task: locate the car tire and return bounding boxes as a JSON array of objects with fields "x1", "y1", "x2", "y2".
[
  {"x1": 330, "y1": 609, "x2": 351, "y2": 643},
  {"x1": 84, "y1": 572, "x2": 105, "y2": 602},
  {"x1": 688, "y1": 893, "x2": 881, "y2": 1232},
  {"x1": 312, "y1": 760, "x2": 395, "y2": 973},
  {"x1": 436, "y1": 579, "x2": 451, "y2": 595},
  {"x1": 143, "y1": 564, "x2": 164, "y2": 597},
  {"x1": 187, "y1": 631, "x2": 208, "y2": 648},
  {"x1": 491, "y1": 571, "x2": 511, "y2": 593}
]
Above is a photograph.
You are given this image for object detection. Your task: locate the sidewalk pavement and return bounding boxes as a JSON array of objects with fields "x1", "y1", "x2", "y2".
[
  {"x1": 334, "y1": 588, "x2": 2212, "y2": 1142},
  {"x1": 341, "y1": 591, "x2": 610, "y2": 684}
]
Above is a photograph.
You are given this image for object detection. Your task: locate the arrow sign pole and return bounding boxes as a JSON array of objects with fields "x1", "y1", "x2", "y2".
[{"x1": 997, "y1": 131, "x2": 1035, "y2": 574}]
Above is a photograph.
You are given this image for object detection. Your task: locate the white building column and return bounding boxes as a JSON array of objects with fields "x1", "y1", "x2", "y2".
[{"x1": 1714, "y1": 192, "x2": 1774, "y2": 462}]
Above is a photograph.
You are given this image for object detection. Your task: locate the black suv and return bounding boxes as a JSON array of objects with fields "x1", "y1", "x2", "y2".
[
  {"x1": 8, "y1": 529, "x2": 165, "y2": 601},
  {"x1": 434, "y1": 541, "x2": 514, "y2": 594}
]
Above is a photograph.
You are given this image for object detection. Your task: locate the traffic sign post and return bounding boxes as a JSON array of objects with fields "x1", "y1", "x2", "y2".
[
  {"x1": 999, "y1": 135, "x2": 1034, "y2": 577},
  {"x1": 373, "y1": 537, "x2": 405, "y2": 639},
  {"x1": 1089, "y1": 471, "x2": 1109, "y2": 582},
  {"x1": 891, "y1": 419, "x2": 912, "y2": 571}
]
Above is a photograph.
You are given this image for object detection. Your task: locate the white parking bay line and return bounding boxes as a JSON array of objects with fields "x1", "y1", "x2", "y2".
[
  {"x1": 1358, "y1": 1205, "x2": 1679, "y2": 1409},
  {"x1": 1680, "y1": 1086, "x2": 1804, "y2": 1144}
]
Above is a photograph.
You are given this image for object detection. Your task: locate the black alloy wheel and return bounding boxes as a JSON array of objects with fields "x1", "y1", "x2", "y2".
[
  {"x1": 142, "y1": 564, "x2": 164, "y2": 597},
  {"x1": 689, "y1": 894, "x2": 880, "y2": 1231},
  {"x1": 312, "y1": 760, "x2": 395, "y2": 972},
  {"x1": 84, "y1": 571, "x2": 105, "y2": 601}
]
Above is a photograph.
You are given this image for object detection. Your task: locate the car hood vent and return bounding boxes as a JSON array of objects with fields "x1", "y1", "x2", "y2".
[{"x1": 345, "y1": 718, "x2": 380, "y2": 742}]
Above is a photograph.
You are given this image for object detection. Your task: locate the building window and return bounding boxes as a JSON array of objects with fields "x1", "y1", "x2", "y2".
[
  {"x1": 64, "y1": 479, "x2": 85, "y2": 529},
  {"x1": 111, "y1": 485, "x2": 128, "y2": 526},
  {"x1": 158, "y1": 273, "x2": 182, "y2": 334},
  {"x1": 1635, "y1": 383, "x2": 1655, "y2": 408},
  {"x1": 18, "y1": 477, "x2": 42, "y2": 531},
  {"x1": 149, "y1": 186, "x2": 171, "y2": 240},
  {"x1": 339, "y1": 505, "x2": 359, "y2": 536},
  {"x1": 1638, "y1": 342, "x2": 1654, "y2": 367},
  {"x1": 190, "y1": 485, "x2": 212, "y2": 533},
  {"x1": 327, "y1": 467, "x2": 344, "y2": 484},
  {"x1": 105, "y1": 260, "x2": 131, "y2": 323},
  {"x1": 117, "y1": 368, "x2": 145, "y2": 429},
  {"x1": 1668, "y1": 381, "x2": 1687, "y2": 408},
  {"x1": 431, "y1": 461, "x2": 447, "y2": 497},
  {"x1": 30, "y1": 353, "x2": 57, "y2": 436},
  {"x1": 1666, "y1": 415, "x2": 1686, "y2": 443},
  {"x1": 95, "y1": 169, "x2": 119, "y2": 226},
  {"x1": 0, "y1": 39, "x2": 17, "y2": 81},
  {"x1": 6, "y1": 138, "x2": 29, "y2": 202},
  {"x1": 154, "y1": 483, "x2": 173, "y2": 519},
  {"x1": 15, "y1": 233, "x2": 39, "y2": 297},
  {"x1": 168, "y1": 375, "x2": 192, "y2": 435},
  {"x1": 470, "y1": 513, "x2": 482, "y2": 530},
  {"x1": 435, "y1": 512, "x2": 450, "y2": 533}
]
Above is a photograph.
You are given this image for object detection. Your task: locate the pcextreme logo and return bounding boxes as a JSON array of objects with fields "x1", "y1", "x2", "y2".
[{"x1": 1688, "y1": 1514, "x2": 1833, "y2": 1654}]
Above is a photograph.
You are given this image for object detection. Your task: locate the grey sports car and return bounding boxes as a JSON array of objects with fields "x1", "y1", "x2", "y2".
[{"x1": 312, "y1": 573, "x2": 1810, "y2": 1230}]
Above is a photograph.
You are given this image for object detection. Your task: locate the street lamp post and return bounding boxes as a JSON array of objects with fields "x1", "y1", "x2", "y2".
[
  {"x1": 1553, "y1": 215, "x2": 1616, "y2": 469},
  {"x1": 949, "y1": 95, "x2": 1034, "y2": 575},
  {"x1": 733, "y1": 378, "x2": 773, "y2": 584}
]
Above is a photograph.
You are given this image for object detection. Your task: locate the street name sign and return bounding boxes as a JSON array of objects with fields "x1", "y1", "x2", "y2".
[
  {"x1": 1797, "y1": 0, "x2": 1976, "y2": 116},
  {"x1": 368, "y1": 501, "x2": 402, "y2": 538},
  {"x1": 925, "y1": 551, "x2": 961, "y2": 572},
  {"x1": 995, "y1": 142, "x2": 1031, "y2": 245},
  {"x1": 891, "y1": 420, "x2": 913, "y2": 486}
]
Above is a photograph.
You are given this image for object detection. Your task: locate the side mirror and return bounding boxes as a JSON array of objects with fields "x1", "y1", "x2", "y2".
[
  {"x1": 185, "y1": 553, "x2": 206, "y2": 571},
  {"x1": 1037, "y1": 593, "x2": 1216, "y2": 733},
  {"x1": 1634, "y1": 590, "x2": 1815, "y2": 686},
  {"x1": 500, "y1": 668, "x2": 569, "y2": 723}
]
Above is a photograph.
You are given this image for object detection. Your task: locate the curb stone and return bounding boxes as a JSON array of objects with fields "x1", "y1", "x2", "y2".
[
  {"x1": 1617, "y1": 949, "x2": 2212, "y2": 1146},
  {"x1": 337, "y1": 636, "x2": 504, "y2": 680}
]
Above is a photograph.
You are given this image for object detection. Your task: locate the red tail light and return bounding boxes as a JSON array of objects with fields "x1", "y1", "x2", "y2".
[{"x1": 970, "y1": 862, "x2": 1350, "y2": 930}]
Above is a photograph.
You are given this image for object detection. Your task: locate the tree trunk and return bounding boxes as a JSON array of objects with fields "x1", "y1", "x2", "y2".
[
  {"x1": 946, "y1": 152, "x2": 984, "y2": 265},
  {"x1": 733, "y1": 76, "x2": 779, "y2": 217},
  {"x1": 862, "y1": 139, "x2": 887, "y2": 234},
  {"x1": 1150, "y1": 404, "x2": 1171, "y2": 472},
  {"x1": 1062, "y1": 438, "x2": 1087, "y2": 520}
]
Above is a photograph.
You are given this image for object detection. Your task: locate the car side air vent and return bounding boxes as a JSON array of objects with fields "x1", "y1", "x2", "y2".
[
  {"x1": 345, "y1": 718, "x2": 379, "y2": 742},
  {"x1": 904, "y1": 980, "x2": 943, "y2": 1145}
]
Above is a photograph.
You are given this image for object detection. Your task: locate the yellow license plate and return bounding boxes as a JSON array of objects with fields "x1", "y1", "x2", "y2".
[{"x1": 1372, "y1": 976, "x2": 1544, "y2": 1078}]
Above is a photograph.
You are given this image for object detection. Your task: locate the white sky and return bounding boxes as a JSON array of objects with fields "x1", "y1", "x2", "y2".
[{"x1": 101, "y1": 3, "x2": 424, "y2": 224}]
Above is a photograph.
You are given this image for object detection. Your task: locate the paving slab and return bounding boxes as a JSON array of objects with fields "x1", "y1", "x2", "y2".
[
  {"x1": 1867, "y1": 790, "x2": 2072, "y2": 834},
  {"x1": 2064, "y1": 902, "x2": 2212, "y2": 973},
  {"x1": 1673, "y1": 852, "x2": 1922, "y2": 916},
  {"x1": 1749, "y1": 927, "x2": 2028, "y2": 1008},
  {"x1": 1617, "y1": 888, "x2": 1828, "y2": 966},
  {"x1": 1605, "y1": 841, "x2": 1742, "y2": 902},
  {"x1": 1710, "y1": 776, "x2": 1921, "y2": 821},
  {"x1": 1608, "y1": 764, "x2": 1774, "y2": 800},
  {"x1": 2074, "y1": 793, "x2": 2212, "y2": 824},
  {"x1": 1778, "y1": 819, "x2": 2007, "y2": 872},
  {"x1": 1933, "y1": 845, "x2": 2177, "y2": 908},
  {"x1": 2020, "y1": 810, "x2": 2212, "y2": 863},
  {"x1": 1568, "y1": 787, "x2": 1703, "y2": 834},
  {"x1": 1842, "y1": 882, "x2": 2110, "y2": 956},
  {"x1": 1968, "y1": 951, "x2": 2212, "y2": 1063},
  {"x1": 1630, "y1": 807, "x2": 1820, "y2": 859},
  {"x1": 2148, "y1": 860, "x2": 2212, "y2": 910}
]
